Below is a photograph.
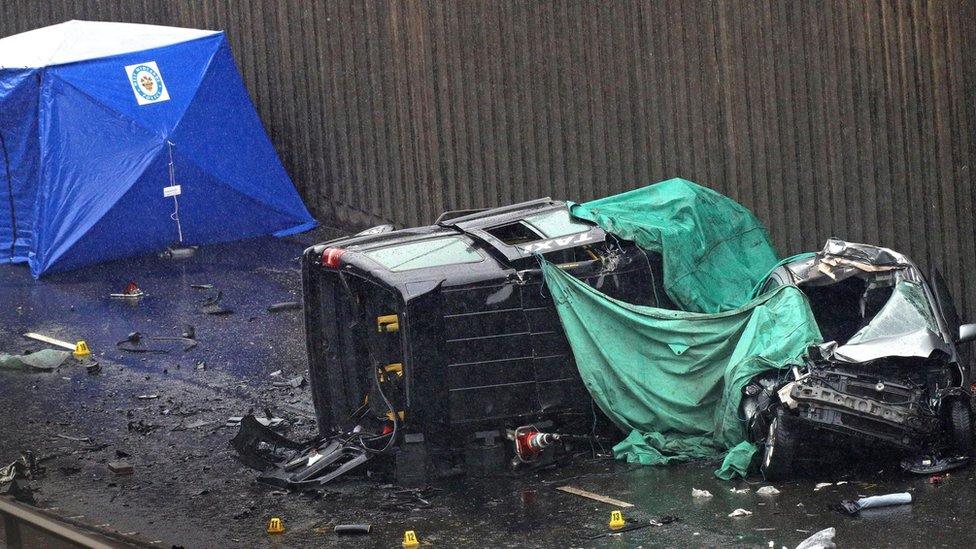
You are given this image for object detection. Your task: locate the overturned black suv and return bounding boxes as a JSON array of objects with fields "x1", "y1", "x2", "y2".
[
  {"x1": 743, "y1": 239, "x2": 976, "y2": 479},
  {"x1": 302, "y1": 198, "x2": 672, "y2": 476}
]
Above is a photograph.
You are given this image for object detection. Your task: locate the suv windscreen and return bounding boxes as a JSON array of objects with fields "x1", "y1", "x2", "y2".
[
  {"x1": 363, "y1": 236, "x2": 484, "y2": 272},
  {"x1": 845, "y1": 280, "x2": 939, "y2": 344}
]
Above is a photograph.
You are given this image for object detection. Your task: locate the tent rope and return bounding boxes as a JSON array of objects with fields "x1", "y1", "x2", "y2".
[{"x1": 167, "y1": 140, "x2": 184, "y2": 243}]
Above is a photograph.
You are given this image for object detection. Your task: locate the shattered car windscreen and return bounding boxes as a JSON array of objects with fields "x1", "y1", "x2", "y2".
[
  {"x1": 846, "y1": 281, "x2": 939, "y2": 344},
  {"x1": 363, "y1": 236, "x2": 484, "y2": 271},
  {"x1": 523, "y1": 209, "x2": 592, "y2": 238}
]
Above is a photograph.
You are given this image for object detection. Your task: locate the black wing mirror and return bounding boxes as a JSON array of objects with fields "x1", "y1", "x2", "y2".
[{"x1": 958, "y1": 324, "x2": 976, "y2": 344}]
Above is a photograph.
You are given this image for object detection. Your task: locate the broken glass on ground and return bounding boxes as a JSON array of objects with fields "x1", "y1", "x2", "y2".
[{"x1": 0, "y1": 349, "x2": 71, "y2": 371}]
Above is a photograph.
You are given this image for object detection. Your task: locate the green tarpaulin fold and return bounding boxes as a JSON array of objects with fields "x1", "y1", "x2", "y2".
[
  {"x1": 541, "y1": 260, "x2": 822, "y2": 477},
  {"x1": 570, "y1": 178, "x2": 778, "y2": 313},
  {"x1": 542, "y1": 179, "x2": 823, "y2": 478}
]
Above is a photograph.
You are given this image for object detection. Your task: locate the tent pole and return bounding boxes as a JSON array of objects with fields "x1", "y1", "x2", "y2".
[{"x1": 0, "y1": 130, "x2": 16, "y2": 261}]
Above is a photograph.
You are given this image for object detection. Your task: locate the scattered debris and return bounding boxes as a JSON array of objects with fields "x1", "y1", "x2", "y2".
[
  {"x1": 901, "y1": 454, "x2": 970, "y2": 474},
  {"x1": 269, "y1": 369, "x2": 282, "y2": 377},
  {"x1": 195, "y1": 360, "x2": 207, "y2": 370},
  {"x1": 729, "y1": 487, "x2": 750, "y2": 494},
  {"x1": 649, "y1": 515, "x2": 680, "y2": 527},
  {"x1": 173, "y1": 419, "x2": 213, "y2": 432},
  {"x1": 58, "y1": 465, "x2": 82, "y2": 476},
  {"x1": 378, "y1": 486, "x2": 441, "y2": 510},
  {"x1": 272, "y1": 376, "x2": 306, "y2": 389},
  {"x1": 85, "y1": 360, "x2": 101, "y2": 374},
  {"x1": 795, "y1": 527, "x2": 836, "y2": 549},
  {"x1": 226, "y1": 416, "x2": 285, "y2": 429},
  {"x1": 233, "y1": 504, "x2": 257, "y2": 520},
  {"x1": 55, "y1": 434, "x2": 92, "y2": 443},
  {"x1": 0, "y1": 451, "x2": 41, "y2": 503},
  {"x1": 200, "y1": 291, "x2": 234, "y2": 315},
  {"x1": 334, "y1": 524, "x2": 371, "y2": 535},
  {"x1": 757, "y1": 486, "x2": 781, "y2": 496},
  {"x1": 108, "y1": 460, "x2": 134, "y2": 475},
  {"x1": 813, "y1": 482, "x2": 832, "y2": 491},
  {"x1": 555, "y1": 485, "x2": 634, "y2": 508},
  {"x1": 127, "y1": 420, "x2": 158, "y2": 435},
  {"x1": 587, "y1": 521, "x2": 653, "y2": 539},
  {"x1": 137, "y1": 394, "x2": 160, "y2": 400},
  {"x1": 691, "y1": 488, "x2": 713, "y2": 498},
  {"x1": 110, "y1": 281, "x2": 145, "y2": 299},
  {"x1": 190, "y1": 283, "x2": 214, "y2": 290},
  {"x1": 0, "y1": 349, "x2": 71, "y2": 371},
  {"x1": 840, "y1": 492, "x2": 912, "y2": 515},
  {"x1": 728, "y1": 508, "x2": 753, "y2": 518},
  {"x1": 1, "y1": 451, "x2": 39, "y2": 484},
  {"x1": 117, "y1": 330, "x2": 197, "y2": 353},
  {"x1": 267, "y1": 301, "x2": 301, "y2": 313},
  {"x1": 230, "y1": 415, "x2": 303, "y2": 468},
  {"x1": 116, "y1": 332, "x2": 166, "y2": 354},
  {"x1": 22, "y1": 332, "x2": 76, "y2": 351}
]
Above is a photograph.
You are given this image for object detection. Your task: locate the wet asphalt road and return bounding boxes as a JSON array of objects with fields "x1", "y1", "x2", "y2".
[{"x1": 2, "y1": 232, "x2": 975, "y2": 548}]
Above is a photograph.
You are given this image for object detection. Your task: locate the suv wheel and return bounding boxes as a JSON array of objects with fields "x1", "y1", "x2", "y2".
[
  {"x1": 948, "y1": 399, "x2": 974, "y2": 456},
  {"x1": 760, "y1": 408, "x2": 797, "y2": 481}
]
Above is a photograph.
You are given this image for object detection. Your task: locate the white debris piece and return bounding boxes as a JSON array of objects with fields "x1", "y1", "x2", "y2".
[
  {"x1": 692, "y1": 488, "x2": 713, "y2": 498},
  {"x1": 728, "y1": 508, "x2": 753, "y2": 518},
  {"x1": 795, "y1": 527, "x2": 836, "y2": 549},
  {"x1": 225, "y1": 416, "x2": 285, "y2": 428},
  {"x1": 813, "y1": 482, "x2": 832, "y2": 491},
  {"x1": 757, "y1": 486, "x2": 781, "y2": 496},
  {"x1": 730, "y1": 487, "x2": 751, "y2": 494}
]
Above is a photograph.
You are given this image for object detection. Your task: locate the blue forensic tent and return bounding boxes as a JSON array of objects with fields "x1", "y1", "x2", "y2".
[{"x1": 0, "y1": 21, "x2": 315, "y2": 277}]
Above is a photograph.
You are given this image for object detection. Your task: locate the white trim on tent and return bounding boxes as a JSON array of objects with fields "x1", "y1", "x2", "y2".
[{"x1": 0, "y1": 20, "x2": 219, "y2": 69}]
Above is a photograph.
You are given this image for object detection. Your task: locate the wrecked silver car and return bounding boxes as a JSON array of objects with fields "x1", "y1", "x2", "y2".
[{"x1": 743, "y1": 239, "x2": 976, "y2": 479}]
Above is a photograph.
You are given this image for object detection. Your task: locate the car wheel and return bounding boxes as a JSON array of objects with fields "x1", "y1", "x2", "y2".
[
  {"x1": 760, "y1": 408, "x2": 796, "y2": 481},
  {"x1": 948, "y1": 399, "x2": 974, "y2": 456}
]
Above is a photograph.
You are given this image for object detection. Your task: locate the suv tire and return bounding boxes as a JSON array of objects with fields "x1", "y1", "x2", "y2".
[
  {"x1": 760, "y1": 407, "x2": 797, "y2": 481},
  {"x1": 948, "y1": 398, "x2": 974, "y2": 456}
]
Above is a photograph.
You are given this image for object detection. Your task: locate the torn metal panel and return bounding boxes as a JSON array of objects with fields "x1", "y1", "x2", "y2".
[
  {"x1": 229, "y1": 414, "x2": 374, "y2": 487},
  {"x1": 768, "y1": 238, "x2": 920, "y2": 289},
  {"x1": 824, "y1": 329, "x2": 951, "y2": 364}
]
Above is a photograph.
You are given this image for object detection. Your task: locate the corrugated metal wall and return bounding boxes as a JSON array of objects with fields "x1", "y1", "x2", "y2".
[{"x1": 3, "y1": 1, "x2": 976, "y2": 316}]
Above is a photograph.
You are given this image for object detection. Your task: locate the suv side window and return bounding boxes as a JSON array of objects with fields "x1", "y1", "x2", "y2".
[{"x1": 523, "y1": 208, "x2": 593, "y2": 239}]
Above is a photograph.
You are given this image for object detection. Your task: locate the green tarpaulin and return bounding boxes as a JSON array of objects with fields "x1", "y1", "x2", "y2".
[
  {"x1": 542, "y1": 179, "x2": 822, "y2": 478},
  {"x1": 542, "y1": 261, "x2": 821, "y2": 477},
  {"x1": 570, "y1": 178, "x2": 778, "y2": 313}
]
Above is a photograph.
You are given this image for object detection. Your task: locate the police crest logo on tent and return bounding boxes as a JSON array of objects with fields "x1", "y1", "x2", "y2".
[{"x1": 125, "y1": 61, "x2": 169, "y2": 105}]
